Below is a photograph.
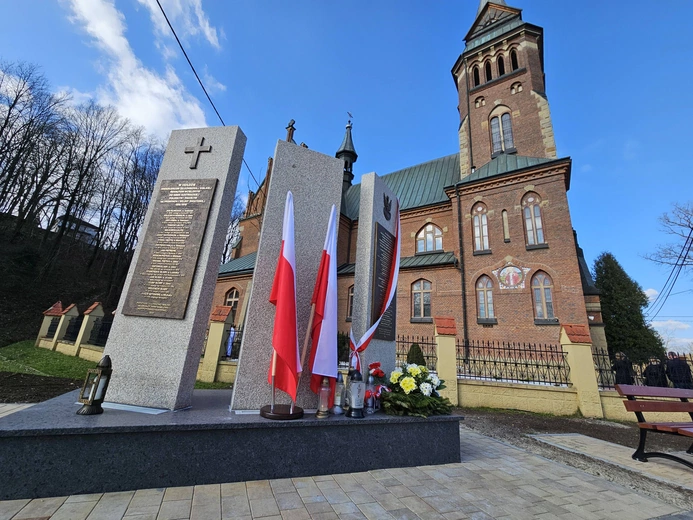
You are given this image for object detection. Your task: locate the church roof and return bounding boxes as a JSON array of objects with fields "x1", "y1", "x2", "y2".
[
  {"x1": 342, "y1": 153, "x2": 460, "y2": 219},
  {"x1": 336, "y1": 251, "x2": 457, "y2": 276},
  {"x1": 459, "y1": 153, "x2": 554, "y2": 185},
  {"x1": 477, "y1": 0, "x2": 507, "y2": 15},
  {"x1": 465, "y1": 17, "x2": 524, "y2": 53},
  {"x1": 218, "y1": 251, "x2": 257, "y2": 277},
  {"x1": 336, "y1": 121, "x2": 357, "y2": 159}
]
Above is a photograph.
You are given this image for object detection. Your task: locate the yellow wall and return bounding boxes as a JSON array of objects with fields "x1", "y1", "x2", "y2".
[
  {"x1": 196, "y1": 359, "x2": 238, "y2": 383},
  {"x1": 457, "y1": 379, "x2": 579, "y2": 416},
  {"x1": 78, "y1": 345, "x2": 105, "y2": 363},
  {"x1": 36, "y1": 338, "x2": 54, "y2": 350},
  {"x1": 55, "y1": 341, "x2": 79, "y2": 357}
]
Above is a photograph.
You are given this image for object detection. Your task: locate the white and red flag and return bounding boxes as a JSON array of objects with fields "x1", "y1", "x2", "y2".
[
  {"x1": 349, "y1": 199, "x2": 401, "y2": 371},
  {"x1": 268, "y1": 191, "x2": 302, "y2": 401},
  {"x1": 309, "y1": 205, "x2": 339, "y2": 407}
]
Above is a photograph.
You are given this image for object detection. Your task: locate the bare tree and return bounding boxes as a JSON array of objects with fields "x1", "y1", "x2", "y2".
[
  {"x1": 221, "y1": 196, "x2": 246, "y2": 264},
  {"x1": 647, "y1": 202, "x2": 693, "y2": 276}
]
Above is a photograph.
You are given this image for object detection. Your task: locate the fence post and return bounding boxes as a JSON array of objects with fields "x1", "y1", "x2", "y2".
[
  {"x1": 433, "y1": 316, "x2": 459, "y2": 406},
  {"x1": 560, "y1": 324, "x2": 603, "y2": 418},
  {"x1": 35, "y1": 301, "x2": 63, "y2": 348},
  {"x1": 199, "y1": 306, "x2": 233, "y2": 383},
  {"x1": 75, "y1": 302, "x2": 104, "y2": 356},
  {"x1": 50, "y1": 304, "x2": 79, "y2": 352}
]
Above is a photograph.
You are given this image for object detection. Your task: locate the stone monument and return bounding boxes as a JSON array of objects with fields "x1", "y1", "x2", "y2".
[
  {"x1": 350, "y1": 172, "x2": 399, "y2": 378},
  {"x1": 105, "y1": 126, "x2": 246, "y2": 410},
  {"x1": 231, "y1": 140, "x2": 343, "y2": 411}
]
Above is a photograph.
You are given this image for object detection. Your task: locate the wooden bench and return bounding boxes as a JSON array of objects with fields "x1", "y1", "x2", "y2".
[{"x1": 616, "y1": 384, "x2": 693, "y2": 470}]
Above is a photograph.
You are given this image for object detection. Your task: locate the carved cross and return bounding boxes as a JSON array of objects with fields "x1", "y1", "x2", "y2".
[{"x1": 184, "y1": 137, "x2": 212, "y2": 169}]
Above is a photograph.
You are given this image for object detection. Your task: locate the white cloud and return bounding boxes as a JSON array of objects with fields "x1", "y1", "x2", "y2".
[
  {"x1": 203, "y1": 66, "x2": 226, "y2": 93},
  {"x1": 66, "y1": 0, "x2": 207, "y2": 139},
  {"x1": 136, "y1": 0, "x2": 221, "y2": 50},
  {"x1": 651, "y1": 319, "x2": 691, "y2": 331},
  {"x1": 644, "y1": 288, "x2": 659, "y2": 302}
]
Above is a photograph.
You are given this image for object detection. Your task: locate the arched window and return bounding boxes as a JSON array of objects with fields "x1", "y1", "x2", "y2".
[
  {"x1": 498, "y1": 56, "x2": 506, "y2": 76},
  {"x1": 510, "y1": 49, "x2": 519, "y2": 70},
  {"x1": 472, "y1": 203, "x2": 489, "y2": 251},
  {"x1": 412, "y1": 279, "x2": 432, "y2": 319},
  {"x1": 485, "y1": 61, "x2": 493, "y2": 82},
  {"x1": 346, "y1": 285, "x2": 354, "y2": 320},
  {"x1": 475, "y1": 96, "x2": 485, "y2": 108},
  {"x1": 473, "y1": 66, "x2": 480, "y2": 87},
  {"x1": 510, "y1": 82, "x2": 523, "y2": 95},
  {"x1": 522, "y1": 193, "x2": 545, "y2": 246},
  {"x1": 225, "y1": 288, "x2": 240, "y2": 324},
  {"x1": 416, "y1": 224, "x2": 443, "y2": 253},
  {"x1": 490, "y1": 111, "x2": 515, "y2": 155},
  {"x1": 502, "y1": 209, "x2": 510, "y2": 242},
  {"x1": 532, "y1": 272, "x2": 555, "y2": 320},
  {"x1": 476, "y1": 276, "x2": 495, "y2": 319}
]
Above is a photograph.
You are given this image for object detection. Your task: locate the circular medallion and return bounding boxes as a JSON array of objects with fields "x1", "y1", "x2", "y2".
[{"x1": 499, "y1": 266, "x2": 523, "y2": 288}]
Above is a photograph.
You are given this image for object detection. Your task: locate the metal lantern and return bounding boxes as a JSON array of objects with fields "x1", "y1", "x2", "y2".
[
  {"x1": 77, "y1": 356, "x2": 113, "y2": 415},
  {"x1": 346, "y1": 370, "x2": 365, "y2": 418}
]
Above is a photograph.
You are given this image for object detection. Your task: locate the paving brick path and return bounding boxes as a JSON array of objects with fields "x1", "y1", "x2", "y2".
[{"x1": 0, "y1": 427, "x2": 686, "y2": 520}]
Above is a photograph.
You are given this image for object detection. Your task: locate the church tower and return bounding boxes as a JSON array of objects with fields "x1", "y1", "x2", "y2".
[{"x1": 452, "y1": 0, "x2": 557, "y2": 178}]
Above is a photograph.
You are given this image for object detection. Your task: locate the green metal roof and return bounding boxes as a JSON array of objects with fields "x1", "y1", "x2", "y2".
[
  {"x1": 342, "y1": 153, "x2": 460, "y2": 219},
  {"x1": 219, "y1": 252, "x2": 257, "y2": 276},
  {"x1": 466, "y1": 17, "x2": 523, "y2": 53},
  {"x1": 458, "y1": 153, "x2": 554, "y2": 185},
  {"x1": 337, "y1": 251, "x2": 456, "y2": 276}
]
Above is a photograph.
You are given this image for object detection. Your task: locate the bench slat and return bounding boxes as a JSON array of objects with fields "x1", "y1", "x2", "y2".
[
  {"x1": 616, "y1": 384, "x2": 693, "y2": 399},
  {"x1": 677, "y1": 428, "x2": 693, "y2": 438},
  {"x1": 637, "y1": 422, "x2": 693, "y2": 431},
  {"x1": 623, "y1": 400, "x2": 693, "y2": 413}
]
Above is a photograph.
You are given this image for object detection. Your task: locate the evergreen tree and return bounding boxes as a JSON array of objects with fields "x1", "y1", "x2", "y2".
[{"x1": 593, "y1": 252, "x2": 664, "y2": 363}]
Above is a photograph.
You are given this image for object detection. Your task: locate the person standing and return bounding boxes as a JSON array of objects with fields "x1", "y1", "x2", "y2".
[
  {"x1": 666, "y1": 352, "x2": 693, "y2": 389},
  {"x1": 225, "y1": 326, "x2": 236, "y2": 358},
  {"x1": 612, "y1": 352, "x2": 635, "y2": 385},
  {"x1": 643, "y1": 357, "x2": 668, "y2": 387}
]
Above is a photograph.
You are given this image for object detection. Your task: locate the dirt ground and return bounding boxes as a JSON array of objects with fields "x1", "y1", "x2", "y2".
[{"x1": 0, "y1": 371, "x2": 82, "y2": 403}]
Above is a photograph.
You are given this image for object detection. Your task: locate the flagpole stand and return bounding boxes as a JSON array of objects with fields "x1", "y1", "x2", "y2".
[{"x1": 260, "y1": 403, "x2": 304, "y2": 420}]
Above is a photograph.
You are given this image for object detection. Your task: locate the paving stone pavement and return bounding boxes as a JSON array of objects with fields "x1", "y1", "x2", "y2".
[
  {"x1": 0, "y1": 428, "x2": 688, "y2": 520},
  {"x1": 531, "y1": 433, "x2": 693, "y2": 492}
]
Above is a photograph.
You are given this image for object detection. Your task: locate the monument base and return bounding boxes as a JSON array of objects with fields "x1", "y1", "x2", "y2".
[
  {"x1": 260, "y1": 403, "x2": 304, "y2": 420},
  {"x1": 0, "y1": 390, "x2": 463, "y2": 500}
]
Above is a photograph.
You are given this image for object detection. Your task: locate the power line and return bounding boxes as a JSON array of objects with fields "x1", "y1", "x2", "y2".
[
  {"x1": 154, "y1": 0, "x2": 261, "y2": 191},
  {"x1": 647, "y1": 228, "x2": 693, "y2": 319}
]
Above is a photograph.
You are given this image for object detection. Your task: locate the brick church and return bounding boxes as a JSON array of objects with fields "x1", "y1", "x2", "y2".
[{"x1": 212, "y1": 0, "x2": 607, "y2": 351}]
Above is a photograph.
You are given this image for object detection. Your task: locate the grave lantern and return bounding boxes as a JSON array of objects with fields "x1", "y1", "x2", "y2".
[
  {"x1": 76, "y1": 356, "x2": 113, "y2": 415},
  {"x1": 346, "y1": 370, "x2": 365, "y2": 418}
]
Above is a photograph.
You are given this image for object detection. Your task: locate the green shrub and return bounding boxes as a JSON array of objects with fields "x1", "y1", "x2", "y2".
[{"x1": 407, "y1": 343, "x2": 426, "y2": 366}]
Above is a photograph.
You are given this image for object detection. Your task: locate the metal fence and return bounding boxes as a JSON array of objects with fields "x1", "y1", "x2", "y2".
[
  {"x1": 63, "y1": 316, "x2": 84, "y2": 342},
  {"x1": 593, "y1": 348, "x2": 693, "y2": 390},
  {"x1": 46, "y1": 317, "x2": 59, "y2": 339},
  {"x1": 337, "y1": 332, "x2": 351, "y2": 368},
  {"x1": 456, "y1": 339, "x2": 571, "y2": 386},
  {"x1": 88, "y1": 317, "x2": 112, "y2": 347},
  {"x1": 221, "y1": 325, "x2": 244, "y2": 360},
  {"x1": 395, "y1": 335, "x2": 437, "y2": 371}
]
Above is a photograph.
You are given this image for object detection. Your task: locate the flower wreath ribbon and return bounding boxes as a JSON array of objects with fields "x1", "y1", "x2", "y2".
[{"x1": 348, "y1": 200, "x2": 401, "y2": 372}]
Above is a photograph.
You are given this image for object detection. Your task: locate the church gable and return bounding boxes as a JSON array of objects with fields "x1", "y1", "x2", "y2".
[{"x1": 466, "y1": 3, "x2": 521, "y2": 42}]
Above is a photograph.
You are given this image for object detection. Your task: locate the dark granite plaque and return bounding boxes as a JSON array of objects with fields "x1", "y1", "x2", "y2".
[
  {"x1": 122, "y1": 179, "x2": 217, "y2": 319},
  {"x1": 371, "y1": 223, "x2": 396, "y2": 341}
]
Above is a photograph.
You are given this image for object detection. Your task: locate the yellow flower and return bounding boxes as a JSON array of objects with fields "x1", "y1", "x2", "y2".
[
  {"x1": 400, "y1": 376, "x2": 417, "y2": 394},
  {"x1": 390, "y1": 371, "x2": 402, "y2": 384},
  {"x1": 407, "y1": 365, "x2": 421, "y2": 377}
]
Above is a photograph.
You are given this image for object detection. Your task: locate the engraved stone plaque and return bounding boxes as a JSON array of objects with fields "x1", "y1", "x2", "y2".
[
  {"x1": 371, "y1": 222, "x2": 396, "y2": 341},
  {"x1": 122, "y1": 179, "x2": 217, "y2": 319}
]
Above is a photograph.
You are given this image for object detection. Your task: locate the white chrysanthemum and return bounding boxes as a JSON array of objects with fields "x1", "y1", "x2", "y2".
[
  {"x1": 394, "y1": 366, "x2": 403, "y2": 373},
  {"x1": 420, "y1": 382, "x2": 433, "y2": 396},
  {"x1": 428, "y1": 375, "x2": 441, "y2": 388}
]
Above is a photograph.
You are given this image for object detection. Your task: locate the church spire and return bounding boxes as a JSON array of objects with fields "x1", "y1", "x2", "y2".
[
  {"x1": 336, "y1": 120, "x2": 358, "y2": 191},
  {"x1": 477, "y1": 0, "x2": 507, "y2": 15}
]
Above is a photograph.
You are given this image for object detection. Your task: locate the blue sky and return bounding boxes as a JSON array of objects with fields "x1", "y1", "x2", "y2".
[{"x1": 1, "y1": 0, "x2": 691, "y2": 348}]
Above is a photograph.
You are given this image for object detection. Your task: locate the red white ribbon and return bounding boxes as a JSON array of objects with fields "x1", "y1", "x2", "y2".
[{"x1": 348, "y1": 201, "x2": 401, "y2": 372}]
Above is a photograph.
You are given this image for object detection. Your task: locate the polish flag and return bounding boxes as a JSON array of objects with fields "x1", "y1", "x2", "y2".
[
  {"x1": 309, "y1": 205, "x2": 339, "y2": 407},
  {"x1": 268, "y1": 191, "x2": 301, "y2": 401}
]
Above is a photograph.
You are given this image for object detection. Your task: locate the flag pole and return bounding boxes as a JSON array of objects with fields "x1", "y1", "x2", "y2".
[
  {"x1": 270, "y1": 351, "x2": 277, "y2": 413},
  {"x1": 295, "y1": 302, "x2": 317, "y2": 390}
]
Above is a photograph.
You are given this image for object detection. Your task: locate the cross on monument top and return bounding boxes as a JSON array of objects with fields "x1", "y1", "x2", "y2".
[{"x1": 184, "y1": 137, "x2": 212, "y2": 169}]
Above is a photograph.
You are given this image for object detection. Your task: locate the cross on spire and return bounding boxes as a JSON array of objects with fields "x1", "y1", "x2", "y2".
[{"x1": 184, "y1": 137, "x2": 212, "y2": 169}]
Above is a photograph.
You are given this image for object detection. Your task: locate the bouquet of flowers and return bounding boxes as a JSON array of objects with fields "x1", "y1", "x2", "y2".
[{"x1": 380, "y1": 363, "x2": 453, "y2": 417}]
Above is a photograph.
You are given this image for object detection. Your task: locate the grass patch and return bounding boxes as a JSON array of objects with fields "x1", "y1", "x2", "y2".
[
  {"x1": 0, "y1": 340, "x2": 95, "y2": 380},
  {"x1": 194, "y1": 381, "x2": 233, "y2": 390}
]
